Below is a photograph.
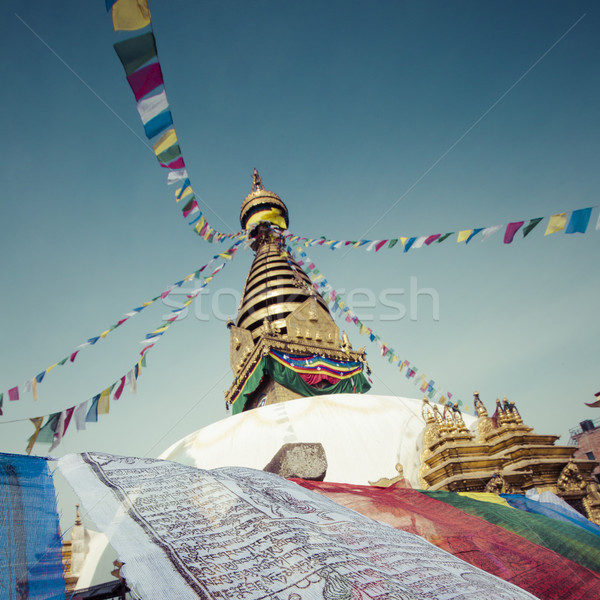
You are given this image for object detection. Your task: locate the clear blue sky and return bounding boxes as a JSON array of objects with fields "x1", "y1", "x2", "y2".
[{"x1": 1, "y1": 1, "x2": 599, "y2": 467}]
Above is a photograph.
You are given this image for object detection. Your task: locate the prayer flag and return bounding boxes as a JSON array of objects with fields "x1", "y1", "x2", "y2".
[
  {"x1": 565, "y1": 207, "x2": 592, "y2": 234},
  {"x1": 32, "y1": 378, "x2": 38, "y2": 401},
  {"x1": 412, "y1": 236, "x2": 428, "y2": 249},
  {"x1": 143, "y1": 110, "x2": 173, "y2": 139},
  {"x1": 8, "y1": 386, "x2": 19, "y2": 402},
  {"x1": 167, "y1": 168, "x2": 188, "y2": 184},
  {"x1": 136, "y1": 89, "x2": 169, "y2": 124},
  {"x1": 457, "y1": 230, "x2": 472, "y2": 243},
  {"x1": 404, "y1": 237, "x2": 417, "y2": 252},
  {"x1": 504, "y1": 221, "x2": 524, "y2": 244},
  {"x1": 86, "y1": 396, "x2": 100, "y2": 423},
  {"x1": 425, "y1": 234, "x2": 441, "y2": 245},
  {"x1": 545, "y1": 213, "x2": 567, "y2": 235},
  {"x1": 98, "y1": 386, "x2": 112, "y2": 415},
  {"x1": 162, "y1": 155, "x2": 185, "y2": 169},
  {"x1": 25, "y1": 417, "x2": 44, "y2": 455},
  {"x1": 126, "y1": 62, "x2": 164, "y2": 101},
  {"x1": 158, "y1": 143, "x2": 182, "y2": 166},
  {"x1": 436, "y1": 233, "x2": 453, "y2": 243},
  {"x1": 523, "y1": 217, "x2": 543, "y2": 238},
  {"x1": 112, "y1": 0, "x2": 151, "y2": 31},
  {"x1": 70, "y1": 351, "x2": 79, "y2": 362},
  {"x1": 375, "y1": 240, "x2": 388, "y2": 252},
  {"x1": 153, "y1": 128, "x2": 177, "y2": 155},
  {"x1": 465, "y1": 228, "x2": 483, "y2": 243},
  {"x1": 182, "y1": 199, "x2": 198, "y2": 217},
  {"x1": 481, "y1": 225, "x2": 502, "y2": 241},
  {"x1": 35, "y1": 371, "x2": 45, "y2": 384},
  {"x1": 114, "y1": 376, "x2": 126, "y2": 400},
  {"x1": 388, "y1": 239, "x2": 399, "y2": 248},
  {"x1": 74, "y1": 401, "x2": 88, "y2": 431},
  {"x1": 113, "y1": 31, "x2": 157, "y2": 76},
  {"x1": 36, "y1": 413, "x2": 62, "y2": 444}
]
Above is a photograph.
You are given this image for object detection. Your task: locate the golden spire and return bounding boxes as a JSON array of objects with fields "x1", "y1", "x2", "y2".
[{"x1": 252, "y1": 168, "x2": 264, "y2": 192}]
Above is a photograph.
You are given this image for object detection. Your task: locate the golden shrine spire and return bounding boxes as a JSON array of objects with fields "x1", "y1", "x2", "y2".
[{"x1": 224, "y1": 173, "x2": 370, "y2": 414}]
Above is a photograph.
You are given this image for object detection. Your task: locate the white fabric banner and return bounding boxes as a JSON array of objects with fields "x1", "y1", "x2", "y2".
[
  {"x1": 59, "y1": 453, "x2": 536, "y2": 600},
  {"x1": 481, "y1": 224, "x2": 503, "y2": 241},
  {"x1": 136, "y1": 90, "x2": 169, "y2": 125},
  {"x1": 167, "y1": 169, "x2": 188, "y2": 184}
]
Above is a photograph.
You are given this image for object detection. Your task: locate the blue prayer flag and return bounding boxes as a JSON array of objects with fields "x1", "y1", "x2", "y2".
[{"x1": 565, "y1": 207, "x2": 592, "y2": 234}]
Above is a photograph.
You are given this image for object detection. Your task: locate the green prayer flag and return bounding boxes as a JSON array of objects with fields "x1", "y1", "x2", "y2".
[
  {"x1": 436, "y1": 233, "x2": 454, "y2": 243},
  {"x1": 141, "y1": 355, "x2": 147, "y2": 367},
  {"x1": 388, "y1": 239, "x2": 399, "y2": 248},
  {"x1": 58, "y1": 356, "x2": 69, "y2": 366},
  {"x1": 36, "y1": 412, "x2": 61, "y2": 444},
  {"x1": 156, "y1": 143, "x2": 182, "y2": 164},
  {"x1": 113, "y1": 32, "x2": 158, "y2": 76},
  {"x1": 523, "y1": 217, "x2": 543, "y2": 238}
]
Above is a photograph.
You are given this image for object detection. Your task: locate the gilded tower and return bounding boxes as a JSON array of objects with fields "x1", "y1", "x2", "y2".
[{"x1": 225, "y1": 171, "x2": 370, "y2": 414}]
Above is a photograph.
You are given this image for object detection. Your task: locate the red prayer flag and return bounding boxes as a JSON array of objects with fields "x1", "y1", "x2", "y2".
[
  {"x1": 504, "y1": 221, "x2": 525, "y2": 244},
  {"x1": 63, "y1": 407, "x2": 75, "y2": 435},
  {"x1": 114, "y1": 376, "x2": 126, "y2": 400},
  {"x1": 8, "y1": 386, "x2": 19, "y2": 401},
  {"x1": 375, "y1": 240, "x2": 388, "y2": 252},
  {"x1": 126, "y1": 62, "x2": 164, "y2": 101},
  {"x1": 424, "y1": 234, "x2": 441, "y2": 245},
  {"x1": 162, "y1": 156, "x2": 185, "y2": 169},
  {"x1": 70, "y1": 351, "x2": 79, "y2": 363},
  {"x1": 294, "y1": 480, "x2": 600, "y2": 600}
]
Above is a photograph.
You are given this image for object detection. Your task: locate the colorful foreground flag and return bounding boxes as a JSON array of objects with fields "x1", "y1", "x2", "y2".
[
  {"x1": 296, "y1": 479, "x2": 600, "y2": 600},
  {"x1": 0, "y1": 453, "x2": 65, "y2": 599},
  {"x1": 59, "y1": 453, "x2": 537, "y2": 600}
]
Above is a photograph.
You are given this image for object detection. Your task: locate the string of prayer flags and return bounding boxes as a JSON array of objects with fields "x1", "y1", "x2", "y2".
[
  {"x1": 17, "y1": 244, "x2": 242, "y2": 453},
  {"x1": 287, "y1": 241, "x2": 460, "y2": 410},
  {"x1": 286, "y1": 205, "x2": 597, "y2": 255},
  {"x1": 1, "y1": 241, "x2": 243, "y2": 421},
  {"x1": 106, "y1": 2, "x2": 244, "y2": 245}
]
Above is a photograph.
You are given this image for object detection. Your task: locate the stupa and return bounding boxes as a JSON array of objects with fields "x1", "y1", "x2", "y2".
[{"x1": 163, "y1": 171, "x2": 600, "y2": 525}]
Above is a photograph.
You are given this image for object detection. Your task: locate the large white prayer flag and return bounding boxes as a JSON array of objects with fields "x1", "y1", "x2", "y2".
[{"x1": 59, "y1": 453, "x2": 536, "y2": 600}]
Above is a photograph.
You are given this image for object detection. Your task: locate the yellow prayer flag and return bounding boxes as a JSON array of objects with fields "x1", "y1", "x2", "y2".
[
  {"x1": 98, "y1": 388, "x2": 111, "y2": 415},
  {"x1": 458, "y1": 492, "x2": 512, "y2": 508},
  {"x1": 457, "y1": 229, "x2": 472, "y2": 243},
  {"x1": 400, "y1": 237, "x2": 407, "y2": 247},
  {"x1": 112, "y1": 0, "x2": 151, "y2": 31},
  {"x1": 194, "y1": 216, "x2": 206, "y2": 233},
  {"x1": 141, "y1": 301, "x2": 153, "y2": 307},
  {"x1": 544, "y1": 213, "x2": 567, "y2": 235},
  {"x1": 219, "y1": 252, "x2": 233, "y2": 260},
  {"x1": 153, "y1": 129, "x2": 178, "y2": 155},
  {"x1": 100, "y1": 329, "x2": 111, "y2": 339},
  {"x1": 26, "y1": 417, "x2": 44, "y2": 455},
  {"x1": 32, "y1": 378, "x2": 38, "y2": 401},
  {"x1": 152, "y1": 326, "x2": 168, "y2": 335},
  {"x1": 176, "y1": 187, "x2": 194, "y2": 203},
  {"x1": 46, "y1": 363, "x2": 58, "y2": 374}
]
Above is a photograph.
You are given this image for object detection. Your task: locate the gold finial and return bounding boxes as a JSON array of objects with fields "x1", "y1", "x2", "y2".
[
  {"x1": 252, "y1": 168, "x2": 264, "y2": 192},
  {"x1": 75, "y1": 503, "x2": 82, "y2": 526}
]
